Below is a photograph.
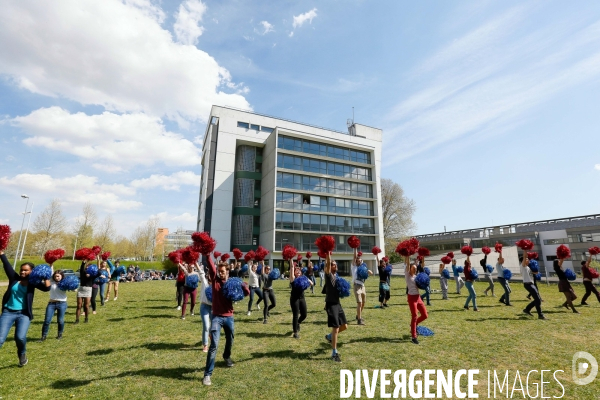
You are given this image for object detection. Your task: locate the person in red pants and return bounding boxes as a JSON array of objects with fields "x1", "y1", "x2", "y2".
[
  {"x1": 404, "y1": 256, "x2": 428, "y2": 345},
  {"x1": 581, "y1": 257, "x2": 600, "y2": 305}
]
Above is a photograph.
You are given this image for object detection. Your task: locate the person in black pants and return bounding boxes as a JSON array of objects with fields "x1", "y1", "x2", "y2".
[
  {"x1": 289, "y1": 260, "x2": 312, "y2": 338},
  {"x1": 377, "y1": 257, "x2": 391, "y2": 308},
  {"x1": 261, "y1": 265, "x2": 276, "y2": 324},
  {"x1": 521, "y1": 255, "x2": 547, "y2": 320},
  {"x1": 554, "y1": 258, "x2": 578, "y2": 313},
  {"x1": 581, "y1": 258, "x2": 600, "y2": 305}
]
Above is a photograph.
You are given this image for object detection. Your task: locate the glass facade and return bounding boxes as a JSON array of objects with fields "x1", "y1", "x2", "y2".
[
  {"x1": 275, "y1": 212, "x2": 374, "y2": 234},
  {"x1": 277, "y1": 154, "x2": 371, "y2": 181},
  {"x1": 277, "y1": 172, "x2": 372, "y2": 198},
  {"x1": 276, "y1": 191, "x2": 373, "y2": 216},
  {"x1": 275, "y1": 232, "x2": 376, "y2": 252},
  {"x1": 278, "y1": 135, "x2": 371, "y2": 164}
]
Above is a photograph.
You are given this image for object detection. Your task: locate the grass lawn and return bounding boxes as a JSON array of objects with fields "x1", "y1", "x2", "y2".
[{"x1": 0, "y1": 278, "x2": 598, "y2": 399}]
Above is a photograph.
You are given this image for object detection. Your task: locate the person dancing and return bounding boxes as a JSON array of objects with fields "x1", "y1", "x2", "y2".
[
  {"x1": 261, "y1": 265, "x2": 277, "y2": 324},
  {"x1": 91, "y1": 260, "x2": 110, "y2": 315},
  {"x1": 306, "y1": 260, "x2": 316, "y2": 294},
  {"x1": 246, "y1": 261, "x2": 263, "y2": 316},
  {"x1": 351, "y1": 248, "x2": 372, "y2": 325},
  {"x1": 175, "y1": 265, "x2": 186, "y2": 311},
  {"x1": 439, "y1": 263, "x2": 449, "y2": 300},
  {"x1": 75, "y1": 257, "x2": 96, "y2": 324},
  {"x1": 105, "y1": 259, "x2": 120, "y2": 301},
  {"x1": 198, "y1": 263, "x2": 212, "y2": 352},
  {"x1": 289, "y1": 260, "x2": 312, "y2": 338},
  {"x1": 496, "y1": 255, "x2": 512, "y2": 306},
  {"x1": 463, "y1": 257, "x2": 478, "y2": 311},
  {"x1": 377, "y1": 257, "x2": 391, "y2": 308},
  {"x1": 554, "y1": 258, "x2": 578, "y2": 314},
  {"x1": 323, "y1": 251, "x2": 347, "y2": 362},
  {"x1": 581, "y1": 257, "x2": 600, "y2": 305},
  {"x1": 404, "y1": 256, "x2": 428, "y2": 345},
  {"x1": 452, "y1": 259, "x2": 464, "y2": 294},
  {"x1": 521, "y1": 254, "x2": 547, "y2": 319},
  {"x1": 40, "y1": 268, "x2": 68, "y2": 341},
  {"x1": 481, "y1": 254, "x2": 495, "y2": 297},
  {"x1": 180, "y1": 262, "x2": 200, "y2": 319},
  {"x1": 417, "y1": 260, "x2": 431, "y2": 306}
]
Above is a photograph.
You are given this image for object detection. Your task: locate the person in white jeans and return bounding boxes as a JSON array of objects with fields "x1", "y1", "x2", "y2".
[{"x1": 451, "y1": 259, "x2": 464, "y2": 294}]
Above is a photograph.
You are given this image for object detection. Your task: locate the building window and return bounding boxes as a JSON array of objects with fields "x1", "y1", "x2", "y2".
[
  {"x1": 261, "y1": 126, "x2": 274, "y2": 133},
  {"x1": 276, "y1": 190, "x2": 373, "y2": 216},
  {"x1": 274, "y1": 211, "x2": 374, "y2": 234},
  {"x1": 276, "y1": 154, "x2": 372, "y2": 181},
  {"x1": 250, "y1": 124, "x2": 260, "y2": 131},
  {"x1": 237, "y1": 121, "x2": 249, "y2": 129},
  {"x1": 278, "y1": 134, "x2": 371, "y2": 164},
  {"x1": 233, "y1": 215, "x2": 253, "y2": 245},
  {"x1": 274, "y1": 232, "x2": 375, "y2": 252},
  {"x1": 277, "y1": 172, "x2": 373, "y2": 198},
  {"x1": 543, "y1": 238, "x2": 568, "y2": 245}
]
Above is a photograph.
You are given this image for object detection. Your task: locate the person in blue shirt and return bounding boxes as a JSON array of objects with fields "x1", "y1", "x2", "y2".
[{"x1": 451, "y1": 259, "x2": 464, "y2": 294}]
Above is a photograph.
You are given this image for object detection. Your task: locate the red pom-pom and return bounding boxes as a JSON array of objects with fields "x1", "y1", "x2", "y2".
[
  {"x1": 100, "y1": 252, "x2": 111, "y2": 261},
  {"x1": 515, "y1": 239, "x2": 534, "y2": 251},
  {"x1": 254, "y1": 246, "x2": 269, "y2": 261},
  {"x1": 0, "y1": 225, "x2": 12, "y2": 251},
  {"x1": 447, "y1": 252, "x2": 454, "y2": 259},
  {"x1": 556, "y1": 245, "x2": 571, "y2": 259},
  {"x1": 395, "y1": 238, "x2": 420, "y2": 257},
  {"x1": 315, "y1": 236, "x2": 335, "y2": 253},
  {"x1": 191, "y1": 232, "x2": 217, "y2": 255},
  {"x1": 232, "y1": 248, "x2": 243, "y2": 261},
  {"x1": 44, "y1": 249, "x2": 65, "y2": 264},
  {"x1": 372, "y1": 246, "x2": 382, "y2": 255},
  {"x1": 75, "y1": 248, "x2": 95, "y2": 261},
  {"x1": 588, "y1": 246, "x2": 600, "y2": 256},
  {"x1": 441, "y1": 256, "x2": 452, "y2": 264},
  {"x1": 417, "y1": 247, "x2": 430, "y2": 258},
  {"x1": 282, "y1": 244, "x2": 298, "y2": 260},
  {"x1": 317, "y1": 250, "x2": 327, "y2": 259},
  {"x1": 221, "y1": 253, "x2": 231, "y2": 262},
  {"x1": 347, "y1": 236, "x2": 360, "y2": 249},
  {"x1": 461, "y1": 246, "x2": 473, "y2": 256},
  {"x1": 244, "y1": 250, "x2": 256, "y2": 263},
  {"x1": 589, "y1": 269, "x2": 600, "y2": 279},
  {"x1": 214, "y1": 251, "x2": 222, "y2": 258},
  {"x1": 168, "y1": 250, "x2": 182, "y2": 264},
  {"x1": 382, "y1": 256, "x2": 389, "y2": 264},
  {"x1": 181, "y1": 247, "x2": 200, "y2": 264},
  {"x1": 357, "y1": 251, "x2": 363, "y2": 258},
  {"x1": 527, "y1": 252, "x2": 538, "y2": 260},
  {"x1": 305, "y1": 251, "x2": 312, "y2": 259},
  {"x1": 297, "y1": 254, "x2": 303, "y2": 261},
  {"x1": 481, "y1": 246, "x2": 491, "y2": 255},
  {"x1": 494, "y1": 243, "x2": 503, "y2": 253}
]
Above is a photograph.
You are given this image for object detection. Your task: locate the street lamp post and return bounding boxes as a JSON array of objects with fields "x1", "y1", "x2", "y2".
[
  {"x1": 19, "y1": 202, "x2": 34, "y2": 261},
  {"x1": 14, "y1": 195, "x2": 29, "y2": 266}
]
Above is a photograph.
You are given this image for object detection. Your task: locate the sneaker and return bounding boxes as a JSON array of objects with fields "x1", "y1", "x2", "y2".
[
  {"x1": 181, "y1": 316, "x2": 185, "y2": 320},
  {"x1": 93, "y1": 311, "x2": 97, "y2": 315},
  {"x1": 202, "y1": 345, "x2": 208, "y2": 352},
  {"x1": 522, "y1": 309, "x2": 533, "y2": 316},
  {"x1": 113, "y1": 297, "x2": 117, "y2": 301},
  {"x1": 538, "y1": 315, "x2": 548, "y2": 320},
  {"x1": 104, "y1": 298, "x2": 109, "y2": 302},
  {"x1": 74, "y1": 319, "x2": 79, "y2": 324},
  {"x1": 581, "y1": 301, "x2": 589, "y2": 306},
  {"x1": 506, "y1": 303, "x2": 513, "y2": 306},
  {"x1": 203, "y1": 375, "x2": 212, "y2": 386},
  {"x1": 84, "y1": 317, "x2": 88, "y2": 323},
  {"x1": 57, "y1": 333, "x2": 63, "y2": 340},
  {"x1": 293, "y1": 332, "x2": 299, "y2": 339},
  {"x1": 411, "y1": 338, "x2": 419, "y2": 345},
  {"x1": 382, "y1": 303, "x2": 388, "y2": 308},
  {"x1": 225, "y1": 358, "x2": 235, "y2": 367},
  {"x1": 263, "y1": 319, "x2": 267, "y2": 324},
  {"x1": 573, "y1": 309, "x2": 580, "y2": 314},
  {"x1": 247, "y1": 311, "x2": 251, "y2": 316},
  {"x1": 357, "y1": 319, "x2": 365, "y2": 325},
  {"x1": 331, "y1": 353, "x2": 342, "y2": 363},
  {"x1": 473, "y1": 308, "x2": 479, "y2": 312},
  {"x1": 464, "y1": 306, "x2": 469, "y2": 311},
  {"x1": 325, "y1": 334, "x2": 332, "y2": 343},
  {"x1": 191, "y1": 313, "x2": 194, "y2": 316},
  {"x1": 483, "y1": 291, "x2": 488, "y2": 296},
  {"x1": 18, "y1": 353, "x2": 28, "y2": 367},
  {"x1": 177, "y1": 306, "x2": 181, "y2": 310},
  {"x1": 38, "y1": 336, "x2": 47, "y2": 342}
]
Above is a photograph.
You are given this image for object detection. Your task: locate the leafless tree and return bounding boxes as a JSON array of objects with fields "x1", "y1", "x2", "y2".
[
  {"x1": 73, "y1": 202, "x2": 97, "y2": 249},
  {"x1": 94, "y1": 215, "x2": 117, "y2": 250},
  {"x1": 31, "y1": 199, "x2": 68, "y2": 256},
  {"x1": 381, "y1": 178, "x2": 416, "y2": 240},
  {"x1": 130, "y1": 217, "x2": 161, "y2": 261}
]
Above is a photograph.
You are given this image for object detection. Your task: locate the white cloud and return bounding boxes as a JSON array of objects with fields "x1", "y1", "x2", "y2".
[
  {"x1": 130, "y1": 171, "x2": 200, "y2": 191},
  {"x1": 292, "y1": 8, "x2": 317, "y2": 28},
  {"x1": 150, "y1": 211, "x2": 196, "y2": 224},
  {"x1": 5, "y1": 155, "x2": 15, "y2": 162},
  {"x1": 595, "y1": 164, "x2": 600, "y2": 171},
  {"x1": 256, "y1": 21, "x2": 274, "y2": 35},
  {"x1": 0, "y1": 1, "x2": 250, "y2": 124},
  {"x1": 13, "y1": 107, "x2": 201, "y2": 169},
  {"x1": 0, "y1": 174, "x2": 141, "y2": 212},
  {"x1": 288, "y1": 31, "x2": 294, "y2": 37},
  {"x1": 174, "y1": 0, "x2": 207, "y2": 45}
]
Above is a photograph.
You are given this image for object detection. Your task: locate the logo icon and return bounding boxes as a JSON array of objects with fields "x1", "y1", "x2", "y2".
[{"x1": 572, "y1": 351, "x2": 598, "y2": 386}]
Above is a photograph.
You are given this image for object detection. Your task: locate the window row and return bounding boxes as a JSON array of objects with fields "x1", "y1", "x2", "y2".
[
  {"x1": 275, "y1": 232, "x2": 376, "y2": 252},
  {"x1": 276, "y1": 172, "x2": 373, "y2": 198},
  {"x1": 275, "y1": 212, "x2": 375, "y2": 234},
  {"x1": 471, "y1": 237, "x2": 539, "y2": 248},
  {"x1": 278, "y1": 135, "x2": 371, "y2": 164},
  {"x1": 276, "y1": 191, "x2": 373, "y2": 216},
  {"x1": 237, "y1": 121, "x2": 274, "y2": 133},
  {"x1": 277, "y1": 154, "x2": 371, "y2": 181}
]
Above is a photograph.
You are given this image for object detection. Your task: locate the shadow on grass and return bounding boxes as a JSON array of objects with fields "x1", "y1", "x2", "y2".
[
  {"x1": 106, "y1": 317, "x2": 126, "y2": 322},
  {"x1": 344, "y1": 335, "x2": 411, "y2": 345},
  {"x1": 87, "y1": 348, "x2": 115, "y2": 356},
  {"x1": 144, "y1": 305, "x2": 175, "y2": 310},
  {"x1": 465, "y1": 317, "x2": 528, "y2": 322},
  {"x1": 138, "y1": 314, "x2": 177, "y2": 319},
  {"x1": 249, "y1": 349, "x2": 317, "y2": 360},
  {"x1": 51, "y1": 367, "x2": 197, "y2": 389},
  {"x1": 240, "y1": 332, "x2": 285, "y2": 339}
]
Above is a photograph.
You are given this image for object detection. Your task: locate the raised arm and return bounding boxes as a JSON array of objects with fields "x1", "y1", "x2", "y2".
[
  {"x1": 353, "y1": 247, "x2": 358, "y2": 265},
  {"x1": 179, "y1": 263, "x2": 189, "y2": 277},
  {"x1": 206, "y1": 254, "x2": 216, "y2": 280},
  {"x1": 325, "y1": 252, "x2": 332, "y2": 275},
  {"x1": 289, "y1": 259, "x2": 294, "y2": 283}
]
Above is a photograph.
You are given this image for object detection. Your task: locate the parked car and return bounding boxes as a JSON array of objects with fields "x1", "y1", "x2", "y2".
[{"x1": 62, "y1": 269, "x2": 76, "y2": 278}]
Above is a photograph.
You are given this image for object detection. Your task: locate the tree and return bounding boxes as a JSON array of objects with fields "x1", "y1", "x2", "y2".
[
  {"x1": 94, "y1": 215, "x2": 116, "y2": 251},
  {"x1": 130, "y1": 217, "x2": 161, "y2": 261},
  {"x1": 73, "y1": 202, "x2": 97, "y2": 249},
  {"x1": 381, "y1": 178, "x2": 416, "y2": 240},
  {"x1": 31, "y1": 199, "x2": 68, "y2": 256}
]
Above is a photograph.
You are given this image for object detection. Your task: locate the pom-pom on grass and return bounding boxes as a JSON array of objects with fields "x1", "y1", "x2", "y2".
[
  {"x1": 213, "y1": 251, "x2": 222, "y2": 259},
  {"x1": 415, "y1": 272, "x2": 430, "y2": 290},
  {"x1": 416, "y1": 326, "x2": 434, "y2": 337},
  {"x1": 564, "y1": 268, "x2": 576, "y2": 281},
  {"x1": 185, "y1": 274, "x2": 199, "y2": 288},
  {"x1": 357, "y1": 265, "x2": 369, "y2": 281},
  {"x1": 292, "y1": 275, "x2": 311, "y2": 290},
  {"x1": 486, "y1": 265, "x2": 494, "y2": 273},
  {"x1": 254, "y1": 246, "x2": 269, "y2": 261},
  {"x1": 372, "y1": 246, "x2": 381, "y2": 255},
  {"x1": 221, "y1": 253, "x2": 231, "y2": 262},
  {"x1": 447, "y1": 252, "x2": 454, "y2": 259},
  {"x1": 418, "y1": 247, "x2": 430, "y2": 259},
  {"x1": 222, "y1": 278, "x2": 246, "y2": 302},
  {"x1": 57, "y1": 275, "x2": 80, "y2": 291},
  {"x1": 191, "y1": 232, "x2": 217, "y2": 255},
  {"x1": 168, "y1": 250, "x2": 182, "y2": 264},
  {"x1": 282, "y1": 244, "x2": 298, "y2": 260},
  {"x1": 527, "y1": 252, "x2": 538, "y2": 260},
  {"x1": 456, "y1": 266, "x2": 464, "y2": 273},
  {"x1": 44, "y1": 249, "x2": 65, "y2": 264},
  {"x1": 205, "y1": 286, "x2": 212, "y2": 302},
  {"x1": 181, "y1": 248, "x2": 199, "y2": 264},
  {"x1": 441, "y1": 256, "x2": 452, "y2": 265},
  {"x1": 244, "y1": 250, "x2": 255, "y2": 263},
  {"x1": 556, "y1": 245, "x2": 571, "y2": 259},
  {"x1": 86, "y1": 264, "x2": 99, "y2": 277},
  {"x1": 442, "y1": 269, "x2": 450, "y2": 279},
  {"x1": 0, "y1": 225, "x2": 11, "y2": 251},
  {"x1": 233, "y1": 248, "x2": 243, "y2": 261},
  {"x1": 503, "y1": 269, "x2": 512, "y2": 280},
  {"x1": 29, "y1": 264, "x2": 53, "y2": 285},
  {"x1": 495, "y1": 242, "x2": 503, "y2": 253},
  {"x1": 101, "y1": 252, "x2": 111, "y2": 261},
  {"x1": 423, "y1": 267, "x2": 431, "y2": 276},
  {"x1": 315, "y1": 236, "x2": 335, "y2": 253},
  {"x1": 395, "y1": 238, "x2": 420, "y2": 257},
  {"x1": 461, "y1": 246, "x2": 473, "y2": 257},
  {"x1": 305, "y1": 251, "x2": 312, "y2": 259},
  {"x1": 515, "y1": 239, "x2": 534, "y2": 251},
  {"x1": 589, "y1": 246, "x2": 600, "y2": 256},
  {"x1": 528, "y1": 260, "x2": 539, "y2": 273},
  {"x1": 268, "y1": 268, "x2": 281, "y2": 280},
  {"x1": 336, "y1": 277, "x2": 351, "y2": 298},
  {"x1": 481, "y1": 246, "x2": 491, "y2": 255},
  {"x1": 347, "y1": 235, "x2": 360, "y2": 249}
]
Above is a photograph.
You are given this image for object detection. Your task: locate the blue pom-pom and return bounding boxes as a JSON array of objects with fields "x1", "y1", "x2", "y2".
[
  {"x1": 185, "y1": 274, "x2": 199, "y2": 288},
  {"x1": 256, "y1": 265, "x2": 262, "y2": 275},
  {"x1": 240, "y1": 264, "x2": 248, "y2": 275},
  {"x1": 205, "y1": 286, "x2": 213, "y2": 302},
  {"x1": 565, "y1": 268, "x2": 576, "y2": 281},
  {"x1": 416, "y1": 326, "x2": 434, "y2": 337},
  {"x1": 301, "y1": 267, "x2": 307, "y2": 275},
  {"x1": 528, "y1": 260, "x2": 539, "y2": 273},
  {"x1": 424, "y1": 267, "x2": 431, "y2": 276},
  {"x1": 415, "y1": 272, "x2": 430, "y2": 290},
  {"x1": 486, "y1": 265, "x2": 494, "y2": 273},
  {"x1": 470, "y1": 269, "x2": 479, "y2": 280},
  {"x1": 384, "y1": 265, "x2": 392, "y2": 274},
  {"x1": 292, "y1": 275, "x2": 311, "y2": 290},
  {"x1": 222, "y1": 277, "x2": 246, "y2": 302},
  {"x1": 456, "y1": 266, "x2": 464, "y2": 273},
  {"x1": 503, "y1": 269, "x2": 512, "y2": 280},
  {"x1": 442, "y1": 269, "x2": 450, "y2": 279},
  {"x1": 94, "y1": 269, "x2": 110, "y2": 284},
  {"x1": 535, "y1": 273, "x2": 542, "y2": 281},
  {"x1": 356, "y1": 265, "x2": 369, "y2": 281},
  {"x1": 269, "y1": 268, "x2": 281, "y2": 280},
  {"x1": 336, "y1": 277, "x2": 351, "y2": 298},
  {"x1": 57, "y1": 275, "x2": 80, "y2": 291},
  {"x1": 312, "y1": 264, "x2": 320, "y2": 273},
  {"x1": 86, "y1": 264, "x2": 99, "y2": 277},
  {"x1": 29, "y1": 264, "x2": 53, "y2": 285}
]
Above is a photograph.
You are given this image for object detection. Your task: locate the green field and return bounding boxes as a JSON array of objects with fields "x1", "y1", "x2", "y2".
[{"x1": 0, "y1": 278, "x2": 598, "y2": 399}]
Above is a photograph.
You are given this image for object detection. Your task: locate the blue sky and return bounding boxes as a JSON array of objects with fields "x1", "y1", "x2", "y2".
[{"x1": 1, "y1": 0, "x2": 599, "y2": 237}]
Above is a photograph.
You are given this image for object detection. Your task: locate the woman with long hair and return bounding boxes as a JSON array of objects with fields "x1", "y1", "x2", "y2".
[
  {"x1": 323, "y1": 252, "x2": 347, "y2": 362},
  {"x1": 289, "y1": 260, "x2": 312, "y2": 338},
  {"x1": 75, "y1": 257, "x2": 97, "y2": 323},
  {"x1": 90, "y1": 260, "x2": 110, "y2": 314},
  {"x1": 179, "y1": 262, "x2": 200, "y2": 319},
  {"x1": 261, "y1": 265, "x2": 277, "y2": 324},
  {"x1": 404, "y1": 256, "x2": 428, "y2": 345},
  {"x1": 40, "y1": 269, "x2": 68, "y2": 341},
  {"x1": 175, "y1": 264, "x2": 186, "y2": 311},
  {"x1": 198, "y1": 263, "x2": 212, "y2": 352},
  {"x1": 554, "y1": 258, "x2": 578, "y2": 314},
  {"x1": 581, "y1": 257, "x2": 600, "y2": 305},
  {"x1": 377, "y1": 256, "x2": 391, "y2": 308},
  {"x1": 246, "y1": 261, "x2": 263, "y2": 316},
  {"x1": 463, "y1": 257, "x2": 478, "y2": 311},
  {"x1": 105, "y1": 259, "x2": 120, "y2": 301}
]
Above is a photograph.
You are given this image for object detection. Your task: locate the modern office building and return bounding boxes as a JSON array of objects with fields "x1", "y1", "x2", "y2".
[
  {"x1": 196, "y1": 106, "x2": 385, "y2": 274},
  {"x1": 416, "y1": 214, "x2": 600, "y2": 277}
]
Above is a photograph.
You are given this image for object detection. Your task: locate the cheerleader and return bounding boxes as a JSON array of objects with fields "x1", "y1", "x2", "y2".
[
  {"x1": 496, "y1": 256, "x2": 512, "y2": 306},
  {"x1": 75, "y1": 258, "x2": 96, "y2": 323},
  {"x1": 376, "y1": 256, "x2": 390, "y2": 308},
  {"x1": 452, "y1": 259, "x2": 464, "y2": 294},
  {"x1": 40, "y1": 268, "x2": 68, "y2": 341},
  {"x1": 438, "y1": 263, "x2": 449, "y2": 300},
  {"x1": 289, "y1": 260, "x2": 312, "y2": 338},
  {"x1": 521, "y1": 255, "x2": 547, "y2": 319},
  {"x1": 261, "y1": 265, "x2": 277, "y2": 324},
  {"x1": 417, "y1": 260, "x2": 431, "y2": 306},
  {"x1": 463, "y1": 258, "x2": 478, "y2": 311},
  {"x1": 351, "y1": 248, "x2": 373, "y2": 325},
  {"x1": 323, "y1": 251, "x2": 347, "y2": 362},
  {"x1": 554, "y1": 258, "x2": 578, "y2": 314},
  {"x1": 91, "y1": 260, "x2": 110, "y2": 314},
  {"x1": 481, "y1": 254, "x2": 495, "y2": 297},
  {"x1": 198, "y1": 263, "x2": 212, "y2": 352},
  {"x1": 404, "y1": 257, "x2": 428, "y2": 345},
  {"x1": 246, "y1": 261, "x2": 263, "y2": 315},
  {"x1": 105, "y1": 259, "x2": 120, "y2": 301},
  {"x1": 581, "y1": 257, "x2": 600, "y2": 305},
  {"x1": 179, "y1": 262, "x2": 199, "y2": 319},
  {"x1": 0, "y1": 250, "x2": 51, "y2": 366},
  {"x1": 175, "y1": 265, "x2": 185, "y2": 311},
  {"x1": 306, "y1": 261, "x2": 316, "y2": 294}
]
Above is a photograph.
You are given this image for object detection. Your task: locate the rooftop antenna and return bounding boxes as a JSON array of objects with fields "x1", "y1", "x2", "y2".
[{"x1": 347, "y1": 107, "x2": 356, "y2": 136}]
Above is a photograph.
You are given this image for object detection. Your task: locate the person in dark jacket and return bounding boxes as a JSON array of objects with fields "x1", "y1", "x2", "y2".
[{"x1": 0, "y1": 250, "x2": 51, "y2": 367}]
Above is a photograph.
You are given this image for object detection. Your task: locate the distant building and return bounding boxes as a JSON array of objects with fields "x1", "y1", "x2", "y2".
[{"x1": 157, "y1": 228, "x2": 195, "y2": 257}]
